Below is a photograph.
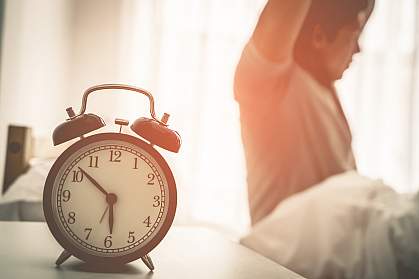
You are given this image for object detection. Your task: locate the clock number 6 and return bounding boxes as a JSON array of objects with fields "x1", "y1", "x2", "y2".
[{"x1": 104, "y1": 235, "x2": 112, "y2": 248}]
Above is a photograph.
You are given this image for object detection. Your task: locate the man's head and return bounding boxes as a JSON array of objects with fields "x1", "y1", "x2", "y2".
[{"x1": 294, "y1": 0, "x2": 375, "y2": 85}]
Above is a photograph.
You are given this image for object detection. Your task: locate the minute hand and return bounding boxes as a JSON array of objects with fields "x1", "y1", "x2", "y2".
[{"x1": 78, "y1": 167, "x2": 108, "y2": 195}]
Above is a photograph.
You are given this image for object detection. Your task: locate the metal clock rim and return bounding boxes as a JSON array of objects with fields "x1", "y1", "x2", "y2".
[{"x1": 43, "y1": 132, "x2": 177, "y2": 265}]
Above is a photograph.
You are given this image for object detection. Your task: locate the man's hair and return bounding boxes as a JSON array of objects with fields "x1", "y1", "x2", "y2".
[
  {"x1": 294, "y1": 0, "x2": 369, "y2": 82},
  {"x1": 301, "y1": 0, "x2": 368, "y2": 41}
]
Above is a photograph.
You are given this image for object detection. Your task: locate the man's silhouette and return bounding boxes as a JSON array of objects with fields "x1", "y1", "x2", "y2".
[{"x1": 235, "y1": 0, "x2": 375, "y2": 224}]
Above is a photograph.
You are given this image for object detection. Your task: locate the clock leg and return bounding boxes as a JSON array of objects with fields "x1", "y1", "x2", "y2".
[
  {"x1": 141, "y1": 254, "x2": 155, "y2": 271},
  {"x1": 55, "y1": 249, "x2": 72, "y2": 266}
]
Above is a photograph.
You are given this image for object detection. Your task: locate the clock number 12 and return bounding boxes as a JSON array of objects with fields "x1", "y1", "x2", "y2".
[{"x1": 110, "y1": 150, "x2": 122, "y2": 162}]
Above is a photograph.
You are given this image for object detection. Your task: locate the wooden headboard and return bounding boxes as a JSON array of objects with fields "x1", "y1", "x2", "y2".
[{"x1": 2, "y1": 125, "x2": 32, "y2": 194}]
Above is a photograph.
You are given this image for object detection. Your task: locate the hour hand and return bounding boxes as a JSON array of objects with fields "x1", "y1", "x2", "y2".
[
  {"x1": 77, "y1": 167, "x2": 108, "y2": 195},
  {"x1": 99, "y1": 206, "x2": 109, "y2": 223}
]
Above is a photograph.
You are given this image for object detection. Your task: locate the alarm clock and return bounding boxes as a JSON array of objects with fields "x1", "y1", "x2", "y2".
[{"x1": 43, "y1": 84, "x2": 181, "y2": 271}]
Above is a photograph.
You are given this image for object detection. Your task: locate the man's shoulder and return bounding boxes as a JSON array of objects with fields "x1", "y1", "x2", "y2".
[
  {"x1": 234, "y1": 43, "x2": 332, "y2": 108},
  {"x1": 234, "y1": 44, "x2": 295, "y2": 104}
]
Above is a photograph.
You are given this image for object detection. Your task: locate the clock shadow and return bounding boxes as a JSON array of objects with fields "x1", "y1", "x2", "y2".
[{"x1": 62, "y1": 261, "x2": 153, "y2": 276}]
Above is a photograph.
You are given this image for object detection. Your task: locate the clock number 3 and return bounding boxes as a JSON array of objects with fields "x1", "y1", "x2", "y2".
[{"x1": 153, "y1": 195, "x2": 160, "y2": 207}]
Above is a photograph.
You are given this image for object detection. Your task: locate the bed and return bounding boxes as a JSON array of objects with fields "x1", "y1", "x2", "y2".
[
  {"x1": 0, "y1": 125, "x2": 63, "y2": 221},
  {"x1": 0, "y1": 158, "x2": 52, "y2": 221}
]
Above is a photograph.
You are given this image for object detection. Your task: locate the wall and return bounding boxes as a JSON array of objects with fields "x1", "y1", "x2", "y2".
[
  {"x1": 0, "y1": 0, "x2": 72, "y2": 192},
  {"x1": 0, "y1": 0, "x2": 125, "y2": 192}
]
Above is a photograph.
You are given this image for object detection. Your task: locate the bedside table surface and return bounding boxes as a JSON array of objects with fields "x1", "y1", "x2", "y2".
[{"x1": 0, "y1": 221, "x2": 304, "y2": 278}]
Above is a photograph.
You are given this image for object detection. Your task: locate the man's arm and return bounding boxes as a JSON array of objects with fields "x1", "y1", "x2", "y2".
[{"x1": 251, "y1": 0, "x2": 311, "y2": 62}]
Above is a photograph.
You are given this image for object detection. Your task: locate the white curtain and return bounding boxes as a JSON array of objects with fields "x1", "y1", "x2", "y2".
[
  {"x1": 337, "y1": 0, "x2": 419, "y2": 193},
  {"x1": 2, "y1": 0, "x2": 418, "y2": 235},
  {"x1": 116, "y1": 0, "x2": 419, "y2": 234},
  {"x1": 117, "y1": 0, "x2": 266, "y2": 235}
]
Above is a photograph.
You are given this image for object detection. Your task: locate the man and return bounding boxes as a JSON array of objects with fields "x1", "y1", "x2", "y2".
[{"x1": 234, "y1": 0, "x2": 375, "y2": 225}]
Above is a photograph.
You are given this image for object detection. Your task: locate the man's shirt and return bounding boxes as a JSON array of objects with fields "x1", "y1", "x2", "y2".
[{"x1": 235, "y1": 42, "x2": 356, "y2": 225}]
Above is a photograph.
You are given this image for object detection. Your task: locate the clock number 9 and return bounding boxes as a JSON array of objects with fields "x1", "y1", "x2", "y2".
[
  {"x1": 62, "y1": 190, "x2": 71, "y2": 202},
  {"x1": 67, "y1": 212, "x2": 76, "y2": 224},
  {"x1": 104, "y1": 235, "x2": 112, "y2": 248}
]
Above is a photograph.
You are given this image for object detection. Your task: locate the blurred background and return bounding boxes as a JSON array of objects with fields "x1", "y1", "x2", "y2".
[{"x1": 0, "y1": 0, "x2": 418, "y2": 236}]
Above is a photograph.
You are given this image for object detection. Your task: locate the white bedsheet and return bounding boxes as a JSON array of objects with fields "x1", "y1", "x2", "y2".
[
  {"x1": 241, "y1": 171, "x2": 419, "y2": 279},
  {"x1": 1, "y1": 158, "x2": 53, "y2": 203},
  {"x1": 0, "y1": 158, "x2": 54, "y2": 221}
]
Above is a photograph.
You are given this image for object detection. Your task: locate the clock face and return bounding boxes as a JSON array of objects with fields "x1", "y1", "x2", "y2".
[{"x1": 44, "y1": 133, "x2": 176, "y2": 264}]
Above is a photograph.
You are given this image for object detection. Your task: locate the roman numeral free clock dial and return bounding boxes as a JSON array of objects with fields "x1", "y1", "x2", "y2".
[
  {"x1": 57, "y1": 143, "x2": 164, "y2": 253},
  {"x1": 43, "y1": 133, "x2": 177, "y2": 268}
]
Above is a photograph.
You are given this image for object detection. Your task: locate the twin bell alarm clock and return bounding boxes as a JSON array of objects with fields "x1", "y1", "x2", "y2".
[{"x1": 43, "y1": 84, "x2": 181, "y2": 271}]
